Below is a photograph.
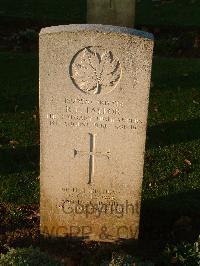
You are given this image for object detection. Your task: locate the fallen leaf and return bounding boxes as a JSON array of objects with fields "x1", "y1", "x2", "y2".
[
  {"x1": 9, "y1": 140, "x2": 19, "y2": 145},
  {"x1": 172, "y1": 168, "x2": 181, "y2": 177},
  {"x1": 184, "y1": 159, "x2": 192, "y2": 166},
  {"x1": 26, "y1": 210, "x2": 40, "y2": 220}
]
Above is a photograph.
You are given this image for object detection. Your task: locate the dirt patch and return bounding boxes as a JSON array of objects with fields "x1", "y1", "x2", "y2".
[{"x1": 0, "y1": 204, "x2": 39, "y2": 253}]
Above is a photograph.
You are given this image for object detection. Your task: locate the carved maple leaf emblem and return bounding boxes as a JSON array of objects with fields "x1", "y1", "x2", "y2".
[{"x1": 71, "y1": 47, "x2": 121, "y2": 95}]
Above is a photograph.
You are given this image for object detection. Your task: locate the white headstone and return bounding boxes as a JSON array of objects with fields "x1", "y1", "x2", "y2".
[
  {"x1": 87, "y1": 0, "x2": 136, "y2": 28},
  {"x1": 40, "y1": 24, "x2": 154, "y2": 242}
]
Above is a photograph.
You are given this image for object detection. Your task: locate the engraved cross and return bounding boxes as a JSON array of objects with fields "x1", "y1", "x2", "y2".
[{"x1": 74, "y1": 133, "x2": 111, "y2": 184}]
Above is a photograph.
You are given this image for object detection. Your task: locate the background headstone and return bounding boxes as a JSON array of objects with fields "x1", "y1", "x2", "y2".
[
  {"x1": 87, "y1": 0, "x2": 136, "y2": 28},
  {"x1": 40, "y1": 24, "x2": 154, "y2": 242}
]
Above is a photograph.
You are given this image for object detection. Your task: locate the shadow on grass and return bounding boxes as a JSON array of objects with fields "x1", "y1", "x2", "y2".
[
  {"x1": 147, "y1": 118, "x2": 200, "y2": 148},
  {"x1": 0, "y1": 0, "x2": 87, "y2": 26},
  {"x1": 1, "y1": 118, "x2": 199, "y2": 175},
  {"x1": 140, "y1": 190, "x2": 200, "y2": 249},
  {"x1": 0, "y1": 144, "x2": 39, "y2": 174},
  {"x1": 39, "y1": 234, "x2": 139, "y2": 265},
  {"x1": 38, "y1": 190, "x2": 200, "y2": 262},
  {"x1": 0, "y1": 191, "x2": 199, "y2": 263}
]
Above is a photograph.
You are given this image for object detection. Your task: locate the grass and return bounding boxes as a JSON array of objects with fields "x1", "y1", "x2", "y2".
[
  {"x1": 0, "y1": 52, "x2": 39, "y2": 205},
  {"x1": 0, "y1": 0, "x2": 86, "y2": 25},
  {"x1": 0, "y1": 1, "x2": 200, "y2": 263},
  {"x1": 136, "y1": 0, "x2": 200, "y2": 27},
  {"x1": 0, "y1": 52, "x2": 38, "y2": 113},
  {"x1": 0, "y1": 52, "x2": 199, "y2": 244},
  {"x1": 1, "y1": 0, "x2": 200, "y2": 27}
]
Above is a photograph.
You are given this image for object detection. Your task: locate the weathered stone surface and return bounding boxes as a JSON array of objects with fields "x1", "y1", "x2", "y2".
[
  {"x1": 40, "y1": 24, "x2": 154, "y2": 242},
  {"x1": 87, "y1": 0, "x2": 136, "y2": 28}
]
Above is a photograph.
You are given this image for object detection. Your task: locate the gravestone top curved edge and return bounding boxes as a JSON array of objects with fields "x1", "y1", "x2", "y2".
[{"x1": 40, "y1": 24, "x2": 154, "y2": 41}]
